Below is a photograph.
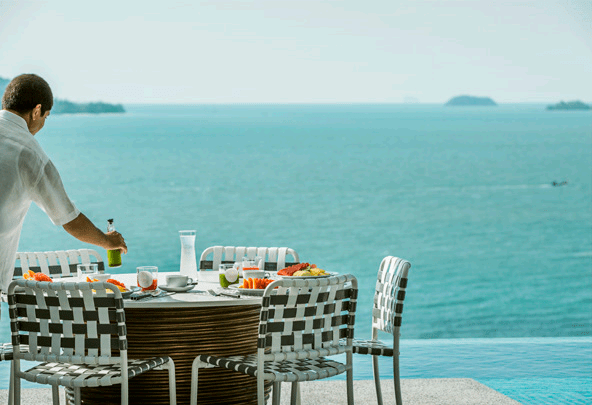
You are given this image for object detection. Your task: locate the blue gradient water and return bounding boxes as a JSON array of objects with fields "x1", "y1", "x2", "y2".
[{"x1": 1, "y1": 104, "x2": 590, "y2": 397}]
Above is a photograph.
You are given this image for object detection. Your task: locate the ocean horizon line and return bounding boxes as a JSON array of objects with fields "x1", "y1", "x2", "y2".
[{"x1": 118, "y1": 101, "x2": 590, "y2": 107}]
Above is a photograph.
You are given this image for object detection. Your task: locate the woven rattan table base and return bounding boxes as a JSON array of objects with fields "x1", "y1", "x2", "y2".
[{"x1": 80, "y1": 304, "x2": 270, "y2": 404}]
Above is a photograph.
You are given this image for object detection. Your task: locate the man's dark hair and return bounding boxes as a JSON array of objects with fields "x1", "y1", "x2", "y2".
[{"x1": 2, "y1": 74, "x2": 53, "y2": 114}]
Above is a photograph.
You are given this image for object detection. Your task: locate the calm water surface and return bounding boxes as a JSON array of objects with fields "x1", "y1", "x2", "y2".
[{"x1": 3, "y1": 104, "x2": 591, "y2": 340}]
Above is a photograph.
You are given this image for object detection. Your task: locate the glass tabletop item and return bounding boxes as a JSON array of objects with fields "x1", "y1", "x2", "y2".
[
  {"x1": 179, "y1": 230, "x2": 197, "y2": 278},
  {"x1": 107, "y1": 219, "x2": 122, "y2": 267},
  {"x1": 137, "y1": 266, "x2": 158, "y2": 291},
  {"x1": 77, "y1": 263, "x2": 99, "y2": 279},
  {"x1": 219, "y1": 264, "x2": 239, "y2": 288}
]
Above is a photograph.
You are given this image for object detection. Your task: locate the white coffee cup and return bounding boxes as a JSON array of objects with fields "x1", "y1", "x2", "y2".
[{"x1": 166, "y1": 274, "x2": 193, "y2": 288}]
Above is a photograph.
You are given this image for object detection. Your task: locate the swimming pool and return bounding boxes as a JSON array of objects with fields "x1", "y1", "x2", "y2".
[
  {"x1": 1, "y1": 305, "x2": 590, "y2": 404},
  {"x1": 346, "y1": 336, "x2": 592, "y2": 404}
]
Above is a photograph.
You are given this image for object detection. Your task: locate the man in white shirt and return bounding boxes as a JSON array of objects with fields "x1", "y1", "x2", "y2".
[{"x1": 0, "y1": 73, "x2": 127, "y2": 293}]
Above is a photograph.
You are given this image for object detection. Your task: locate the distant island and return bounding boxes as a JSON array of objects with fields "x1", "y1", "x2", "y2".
[
  {"x1": 546, "y1": 100, "x2": 591, "y2": 111},
  {"x1": 52, "y1": 99, "x2": 125, "y2": 114},
  {"x1": 0, "y1": 76, "x2": 125, "y2": 114},
  {"x1": 445, "y1": 95, "x2": 497, "y2": 106}
]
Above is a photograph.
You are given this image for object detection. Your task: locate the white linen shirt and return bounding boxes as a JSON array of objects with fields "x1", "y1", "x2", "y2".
[{"x1": 0, "y1": 110, "x2": 80, "y2": 292}]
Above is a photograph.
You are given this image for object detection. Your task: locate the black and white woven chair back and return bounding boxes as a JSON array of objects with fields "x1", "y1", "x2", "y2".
[
  {"x1": 259, "y1": 274, "x2": 357, "y2": 359},
  {"x1": 8, "y1": 279, "x2": 127, "y2": 363},
  {"x1": 373, "y1": 256, "x2": 411, "y2": 335},
  {"x1": 199, "y1": 246, "x2": 300, "y2": 271},
  {"x1": 13, "y1": 249, "x2": 105, "y2": 279}
]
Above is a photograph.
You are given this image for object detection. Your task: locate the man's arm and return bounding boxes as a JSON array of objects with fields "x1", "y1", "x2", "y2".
[{"x1": 63, "y1": 213, "x2": 128, "y2": 253}]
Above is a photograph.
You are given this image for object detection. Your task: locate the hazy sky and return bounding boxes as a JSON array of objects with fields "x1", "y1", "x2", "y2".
[{"x1": 1, "y1": 0, "x2": 590, "y2": 104}]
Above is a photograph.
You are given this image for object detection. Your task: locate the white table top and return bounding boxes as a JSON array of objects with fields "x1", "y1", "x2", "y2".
[{"x1": 65, "y1": 271, "x2": 263, "y2": 308}]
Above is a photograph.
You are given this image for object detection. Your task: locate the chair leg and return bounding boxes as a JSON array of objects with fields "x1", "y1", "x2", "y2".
[
  {"x1": 12, "y1": 361, "x2": 20, "y2": 405},
  {"x1": 74, "y1": 387, "x2": 81, "y2": 405},
  {"x1": 165, "y1": 359, "x2": 177, "y2": 405},
  {"x1": 190, "y1": 358, "x2": 200, "y2": 405},
  {"x1": 272, "y1": 382, "x2": 281, "y2": 405},
  {"x1": 121, "y1": 377, "x2": 128, "y2": 405},
  {"x1": 8, "y1": 364, "x2": 14, "y2": 405},
  {"x1": 394, "y1": 354, "x2": 402, "y2": 405},
  {"x1": 257, "y1": 372, "x2": 265, "y2": 405},
  {"x1": 290, "y1": 382, "x2": 300, "y2": 405},
  {"x1": 372, "y1": 355, "x2": 383, "y2": 405},
  {"x1": 51, "y1": 386, "x2": 60, "y2": 404},
  {"x1": 346, "y1": 351, "x2": 354, "y2": 405}
]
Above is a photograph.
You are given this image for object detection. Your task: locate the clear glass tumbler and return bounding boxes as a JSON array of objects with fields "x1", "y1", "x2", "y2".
[
  {"x1": 137, "y1": 266, "x2": 158, "y2": 291},
  {"x1": 77, "y1": 263, "x2": 99, "y2": 279},
  {"x1": 219, "y1": 264, "x2": 239, "y2": 288}
]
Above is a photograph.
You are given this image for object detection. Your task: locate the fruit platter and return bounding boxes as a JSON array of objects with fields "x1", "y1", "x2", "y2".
[
  {"x1": 277, "y1": 263, "x2": 334, "y2": 278},
  {"x1": 22, "y1": 270, "x2": 53, "y2": 282},
  {"x1": 85, "y1": 276, "x2": 138, "y2": 298},
  {"x1": 21, "y1": 270, "x2": 137, "y2": 298}
]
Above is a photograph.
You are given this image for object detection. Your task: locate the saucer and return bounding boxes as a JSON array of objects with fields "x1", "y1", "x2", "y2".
[{"x1": 159, "y1": 284, "x2": 195, "y2": 293}]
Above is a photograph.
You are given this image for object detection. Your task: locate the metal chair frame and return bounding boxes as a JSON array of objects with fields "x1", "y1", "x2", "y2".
[
  {"x1": 190, "y1": 274, "x2": 358, "y2": 405},
  {"x1": 4, "y1": 249, "x2": 106, "y2": 404},
  {"x1": 350, "y1": 256, "x2": 411, "y2": 405},
  {"x1": 199, "y1": 246, "x2": 300, "y2": 272},
  {"x1": 13, "y1": 249, "x2": 105, "y2": 279},
  {"x1": 8, "y1": 279, "x2": 177, "y2": 405}
]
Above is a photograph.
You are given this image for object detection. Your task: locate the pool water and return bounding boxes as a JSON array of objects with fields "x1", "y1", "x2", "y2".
[
  {"x1": 1, "y1": 306, "x2": 589, "y2": 405},
  {"x1": 340, "y1": 336, "x2": 592, "y2": 404}
]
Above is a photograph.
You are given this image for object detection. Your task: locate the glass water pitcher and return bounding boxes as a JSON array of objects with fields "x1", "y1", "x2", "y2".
[{"x1": 179, "y1": 230, "x2": 197, "y2": 278}]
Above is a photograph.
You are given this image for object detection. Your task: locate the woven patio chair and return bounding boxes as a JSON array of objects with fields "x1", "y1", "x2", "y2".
[
  {"x1": 348, "y1": 256, "x2": 411, "y2": 405},
  {"x1": 4, "y1": 249, "x2": 105, "y2": 403},
  {"x1": 199, "y1": 246, "x2": 300, "y2": 272},
  {"x1": 13, "y1": 249, "x2": 105, "y2": 279},
  {"x1": 8, "y1": 279, "x2": 177, "y2": 405},
  {"x1": 190, "y1": 274, "x2": 358, "y2": 405}
]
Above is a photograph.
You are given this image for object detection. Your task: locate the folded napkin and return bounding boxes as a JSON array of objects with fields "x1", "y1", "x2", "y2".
[{"x1": 129, "y1": 290, "x2": 166, "y2": 301}]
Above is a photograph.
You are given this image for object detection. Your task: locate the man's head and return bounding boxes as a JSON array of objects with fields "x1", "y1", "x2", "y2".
[{"x1": 2, "y1": 74, "x2": 53, "y2": 135}]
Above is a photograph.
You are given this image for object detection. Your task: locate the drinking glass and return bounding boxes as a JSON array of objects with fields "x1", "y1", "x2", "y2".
[
  {"x1": 137, "y1": 266, "x2": 158, "y2": 290},
  {"x1": 219, "y1": 264, "x2": 239, "y2": 288},
  {"x1": 77, "y1": 263, "x2": 99, "y2": 279},
  {"x1": 242, "y1": 258, "x2": 260, "y2": 271}
]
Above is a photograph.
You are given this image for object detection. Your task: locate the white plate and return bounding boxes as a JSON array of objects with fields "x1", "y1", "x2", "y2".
[
  {"x1": 278, "y1": 272, "x2": 338, "y2": 279},
  {"x1": 159, "y1": 284, "x2": 196, "y2": 293},
  {"x1": 229, "y1": 284, "x2": 267, "y2": 296}
]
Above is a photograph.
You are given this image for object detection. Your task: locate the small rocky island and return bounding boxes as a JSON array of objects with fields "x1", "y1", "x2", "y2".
[
  {"x1": 546, "y1": 100, "x2": 591, "y2": 111},
  {"x1": 0, "y1": 76, "x2": 125, "y2": 114},
  {"x1": 445, "y1": 95, "x2": 497, "y2": 106},
  {"x1": 52, "y1": 99, "x2": 125, "y2": 114}
]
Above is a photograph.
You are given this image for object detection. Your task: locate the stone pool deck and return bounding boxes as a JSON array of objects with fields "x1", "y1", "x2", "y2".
[{"x1": 0, "y1": 378, "x2": 520, "y2": 404}]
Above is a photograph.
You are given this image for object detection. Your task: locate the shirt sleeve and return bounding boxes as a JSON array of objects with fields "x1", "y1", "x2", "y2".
[{"x1": 27, "y1": 159, "x2": 81, "y2": 226}]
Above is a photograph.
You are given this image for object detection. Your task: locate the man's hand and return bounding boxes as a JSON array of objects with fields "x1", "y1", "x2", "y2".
[
  {"x1": 105, "y1": 230, "x2": 128, "y2": 254},
  {"x1": 63, "y1": 213, "x2": 128, "y2": 254}
]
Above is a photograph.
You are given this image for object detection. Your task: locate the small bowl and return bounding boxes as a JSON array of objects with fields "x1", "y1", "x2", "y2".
[
  {"x1": 243, "y1": 270, "x2": 267, "y2": 279},
  {"x1": 94, "y1": 273, "x2": 111, "y2": 282}
]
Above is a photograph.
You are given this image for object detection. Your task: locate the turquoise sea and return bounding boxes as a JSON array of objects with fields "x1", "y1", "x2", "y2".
[
  {"x1": 1, "y1": 104, "x2": 591, "y2": 401},
  {"x1": 8, "y1": 103, "x2": 592, "y2": 339}
]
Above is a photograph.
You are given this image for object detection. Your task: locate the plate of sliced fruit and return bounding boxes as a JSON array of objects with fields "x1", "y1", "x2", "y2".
[
  {"x1": 230, "y1": 277, "x2": 277, "y2": 296},
  {"x1": 86, "y1": 276, "x2": 137, "y2": 298},
  {"x1": 277, "y1": 263, "x2": 335, "y2": 278},
  {"x1": 22, "y1": 270, "x2": 53, "y2": 282}
]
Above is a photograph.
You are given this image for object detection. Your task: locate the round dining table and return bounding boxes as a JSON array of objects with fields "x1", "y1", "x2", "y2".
[{"x1": 79, "y1": 271, "x2": 269, "y2": 405}]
